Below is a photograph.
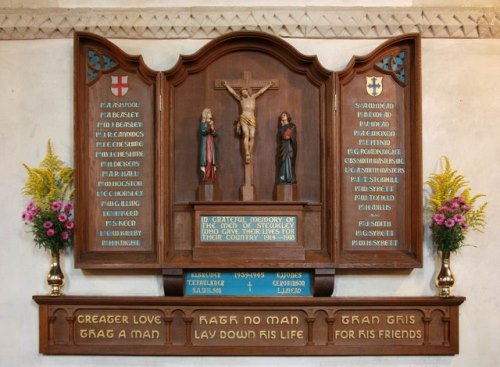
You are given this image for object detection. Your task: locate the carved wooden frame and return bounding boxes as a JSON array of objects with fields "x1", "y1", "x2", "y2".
[
  {"x1": 73, "y1": 31, "x2": 422, "y2": 273},
  {"x1": 333, "y1": 34, "x2": 422, "y2": 268},
  {"x1": 74, "y1": 32, "x2": 163, "y2": 268}
]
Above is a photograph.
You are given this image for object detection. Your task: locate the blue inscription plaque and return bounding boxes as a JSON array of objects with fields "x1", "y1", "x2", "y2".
[
  {"x1": 185, "y1": 271, "x2": 312, "y2": 296},
  {"x1": 200, "y1": 215, "x2": 297, "y2": 243}
]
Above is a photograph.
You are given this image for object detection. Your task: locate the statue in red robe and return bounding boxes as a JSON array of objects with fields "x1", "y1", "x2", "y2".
[{"x1": 199, "y1": 108, "x2": 217, "y2": 183}]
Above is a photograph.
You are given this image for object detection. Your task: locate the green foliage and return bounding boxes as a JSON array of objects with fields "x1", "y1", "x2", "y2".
[{"x1": 31, "y1": 208, "x2": 73, "y2": 252}]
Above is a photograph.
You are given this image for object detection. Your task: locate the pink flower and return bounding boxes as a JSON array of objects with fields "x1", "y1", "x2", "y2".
[
  {"x1": 449, "y1": 202, "x2": 459, "y2": 213},
  {"x1": 432, "y1": 213, "x2": 445, "y2": 225},
  {"x1": 461, "y1": 204, "x2": 471, "y2": 212},
  {"x1": 26, "y1": 202, "x2": 41, "y2": 214},
  {"x1": 439, "y1": 206, "x2": 449, "y2": 213},
  {"x1": 23, "y1": 211, "x2": 35, "y2": 222},
  {"x1": 58, "y1": 213, "x2": 68, "y2": 223},
  {"x1": 444, "y1": 219, "x2": 456, "y2": 228},
  {"x1": 65, "y1": 221, "x2": 74, "y2": 230},
  {"x1": 461, "y1": 222, "x2": 469, "y2": 229},
  {"x1": 46, "y1": 229, "x2": 56, "y2": 237},
  {"x1": 43, "y1": 221, "x2": 53, "y2": 229},
  {"x1": 454, "y1": 197, "x2": 466, "y2": 205},
  {"x1": 61, "y1": 231, "x2": 69, "y2": 240},
  {"x1": 453, "y1": 214, "x2": 465, "y2": 224},
  {"x1": 50, "y1": 201, "x2": 62, "y2": 212},
  {"x1": 22, "y1": 201, "x2": 41, "y2": 222},
  {"x1": 64, "y1": 202, "x2": 73, "y2": 212}
]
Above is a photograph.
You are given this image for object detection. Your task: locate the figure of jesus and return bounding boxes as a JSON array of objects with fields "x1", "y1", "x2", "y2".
[{"x1": 222, "y1": 80, "x2": 273, "y2": 164}]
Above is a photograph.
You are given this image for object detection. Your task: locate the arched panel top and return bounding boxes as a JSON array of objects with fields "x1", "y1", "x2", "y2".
[
  {"x1": 164, "y1": 31, "x2": 332, "y2": 87},
  {"x1": 338, "y1": 33, "x2": 421, "y2": 87},
  {"x1": 74, "y1": 31, "x2": 158, "y2": 85}
]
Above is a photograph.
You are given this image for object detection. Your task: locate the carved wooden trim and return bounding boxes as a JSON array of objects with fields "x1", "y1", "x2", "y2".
[
  {"x1": 0, "y1": 7, "x2": 498, "y2": 40},
  {"x1": 33, "y1": 295, "x2": 465, "y2": 356}
]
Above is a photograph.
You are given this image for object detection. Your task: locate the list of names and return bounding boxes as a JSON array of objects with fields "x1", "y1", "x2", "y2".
[
  {"x1": 342, "y1": 100, "x2": 406, "y2": 248},
  {"x1": 93, "y1": 101, "x2": 149, "y2": 248}
]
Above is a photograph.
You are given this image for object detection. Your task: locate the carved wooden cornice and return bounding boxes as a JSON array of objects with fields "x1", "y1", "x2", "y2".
[{"x1": 0, "y1": 7, "x2": 498, "y2": 40}]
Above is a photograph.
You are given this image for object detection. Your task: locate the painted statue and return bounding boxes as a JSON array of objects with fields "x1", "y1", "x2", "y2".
[
  {"x1": 222, "y1": 80, "x2": 273, "y2": 164},
  {"x1": 278, "y1": 111, "x2": 297, "y2": 184},
  {"x1": 199, "y1": 108, "x2": 217, "y2": 183}
]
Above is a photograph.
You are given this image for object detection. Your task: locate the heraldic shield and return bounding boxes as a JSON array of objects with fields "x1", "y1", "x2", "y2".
[
  {"x1": 111, "y1": 75, "x2": 129, "y2": 97},
  {"x1": 366, "y1": 76, "x2": 383, "y2": 97}
]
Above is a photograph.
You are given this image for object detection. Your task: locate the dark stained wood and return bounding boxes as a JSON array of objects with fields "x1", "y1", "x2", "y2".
[
  {"x1": 166, "y1": 34, "x2": 328, "y2": 204},
  {"x1": 275, "y1": 184, "x2": 298, "y2": 201},
  {"x1": 162, "y1": 31, "x2": 333, "y2": 274},
  {"x1": 34, "y1": 295, "x2": 465, "y2": 356},
  {"x1": 197, "y1": 183, "x2": 221, "y2": 201},
  {"x1": 74, "y1": 32, "x2": 162, "y2": 269},
  {"x1": 74, "y1": 31, "x2": 422, "y2": 274},
  {"x1": 240, "y1": 164, "x2": 255, "y2": 201},
  {"x1": 334, "y1": 33, "x2": 422, "y2": 268},
  {"x1": 313, "y1": 268, "x2": 335, "y2": 297},
  {"x1": 162, "y1": 268, "x2": 184, "y2": 296}
]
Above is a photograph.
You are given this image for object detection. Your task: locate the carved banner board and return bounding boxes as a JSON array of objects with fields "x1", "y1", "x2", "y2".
[
  {"x1": 34, "y1": 296, "x2": 464, "y2": 356},
  {"x1": 74, "y1": 31, "x2": 421, "y2": 273}
]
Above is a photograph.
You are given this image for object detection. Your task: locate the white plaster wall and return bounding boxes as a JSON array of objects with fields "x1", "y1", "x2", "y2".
[{"x1": 0, "y1": 36, "x2": 499, "y2": 366}]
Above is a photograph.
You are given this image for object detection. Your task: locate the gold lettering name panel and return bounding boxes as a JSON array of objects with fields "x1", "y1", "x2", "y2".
[
  {"x1": 335, "y1": 33, "x2": 422, "y2": 268},
  {"x1": 34, "y1": 296, "x2": 463, "y2": 356}
]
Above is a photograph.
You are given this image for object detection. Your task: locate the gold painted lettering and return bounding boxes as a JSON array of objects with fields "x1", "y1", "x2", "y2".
[
  {"x1": 259, "y1": 330, "x2": 276, "y2": 339},
  {"x1": 219, "y1": 330, "x2": 256, "y2": 340},
  {"x1": 198, "y1": 315, "x2": 238, "y2": 325},
  {"x1": 279, "y1": 330, "x2": 304, "y2": 339},
  {"x1": 386, "y1": 314, "x2": 415, "y2": 325},
  {"x1": 194, "y1": 330, "x2": 216, "y2": 339},
  {"x1": 130, "y1": 329, "x2": 160, "y2": 339},
  {"x1": 266, "y1": 315, "x2": 299, "y2": 325},
  {"x1": 335, "y1": 330, "x2": 355, "y2": 339},
  {"x1": 133, "y1": 315, "x2": 162, "y2": 324},
  {"x1": 244, "y1": 315, "x2": 261, "y2": 325},
  {"x1": 79, "y1": 329, "x2": 114, "y2": 339}
]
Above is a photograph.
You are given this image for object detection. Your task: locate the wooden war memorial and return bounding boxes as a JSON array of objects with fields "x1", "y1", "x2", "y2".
[{"x1": 33, "y1": 31, "x2": 465, "y2": 356}]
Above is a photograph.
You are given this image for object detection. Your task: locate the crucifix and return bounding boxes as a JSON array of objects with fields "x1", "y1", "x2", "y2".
[{"x1": 215, "y1": 71, "x2": 279, "y2": 201}]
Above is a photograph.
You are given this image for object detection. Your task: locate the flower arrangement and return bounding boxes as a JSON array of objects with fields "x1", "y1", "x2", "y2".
[
  {"x1": 22, "y1": 141, "x2": 74, "y2": 253},
  {"x1": 427, "y1": 157, "x2": 487, "y2": 253}
]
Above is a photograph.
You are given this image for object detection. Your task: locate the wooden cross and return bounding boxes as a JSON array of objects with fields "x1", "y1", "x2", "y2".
[{"x1": 214, "y1": 71, "x2": 279, "y2": 91}]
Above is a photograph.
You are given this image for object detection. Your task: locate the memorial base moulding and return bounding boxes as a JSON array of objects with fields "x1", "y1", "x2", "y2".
[{"x1": 33, "y1": 295, "x2": 464, "y2": 356}]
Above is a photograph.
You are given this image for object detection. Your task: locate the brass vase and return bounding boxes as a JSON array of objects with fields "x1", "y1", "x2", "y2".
[
  {"x1": 47, "y1": 250, "x2": 64, "y2": 296},
  {"x1": 436, "y1": 251, "x2": 454, "y2": 297}
]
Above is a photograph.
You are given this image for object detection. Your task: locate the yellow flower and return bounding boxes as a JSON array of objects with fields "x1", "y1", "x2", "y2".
[{"x1": 22, "y1": 140, "x2": 74, "y2": 210}]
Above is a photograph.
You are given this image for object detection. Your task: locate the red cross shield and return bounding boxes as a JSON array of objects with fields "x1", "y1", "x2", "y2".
[{"x1": 111, "y1": 75, "x2": 128, "y2": 97}]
